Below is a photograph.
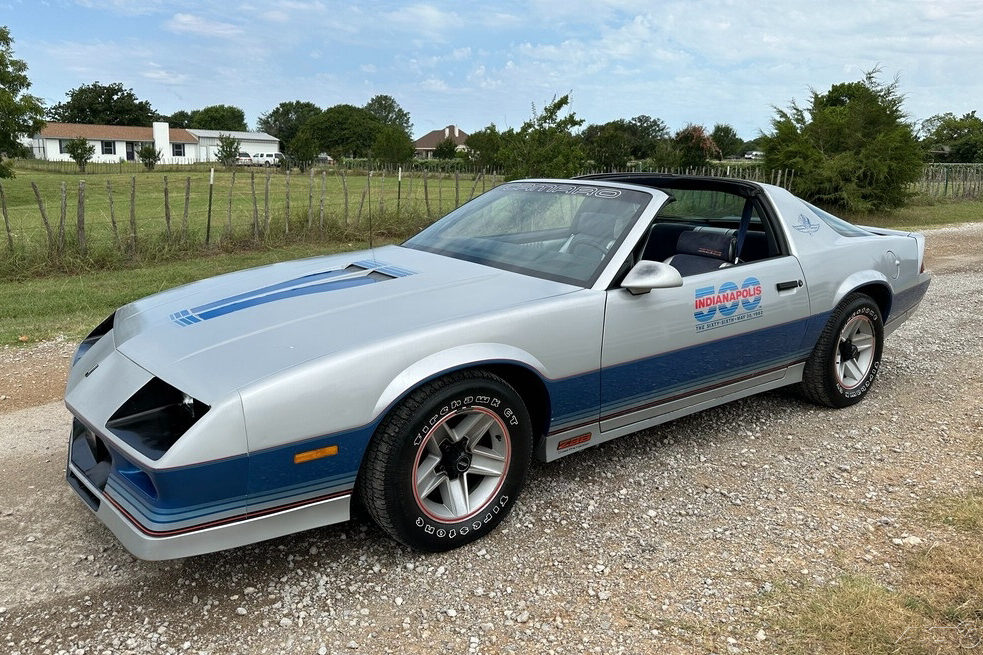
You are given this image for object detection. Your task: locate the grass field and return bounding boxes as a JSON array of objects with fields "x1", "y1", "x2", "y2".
[{"x1": 0, "y1": 165, "x2": 499, "y2": 277}]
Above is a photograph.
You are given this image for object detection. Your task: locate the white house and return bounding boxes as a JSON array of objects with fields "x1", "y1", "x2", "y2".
[{"x1": 31, "y1": 122, "x2": 279, "y2": 164}]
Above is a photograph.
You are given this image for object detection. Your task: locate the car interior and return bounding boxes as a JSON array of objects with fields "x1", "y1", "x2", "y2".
[{"x1": 575, "y1": 174, "x2": 787, "y2": 280}]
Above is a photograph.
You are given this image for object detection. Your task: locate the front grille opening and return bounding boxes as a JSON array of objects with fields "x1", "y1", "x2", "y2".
[
  {"x1": 70, "y1": 418, "x2": 112, "y2": 492},
  {"x1": 106, "y1": 378, "x2": 209, "y2": 460}
]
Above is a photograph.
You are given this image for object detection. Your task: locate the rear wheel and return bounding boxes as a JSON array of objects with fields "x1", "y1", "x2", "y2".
[
  {"x1": 357, "y1": 370, "x2": 532, "y2": 551},
  {"x1": 800, "y1": 293, "x2": 883, "y2": 408}
]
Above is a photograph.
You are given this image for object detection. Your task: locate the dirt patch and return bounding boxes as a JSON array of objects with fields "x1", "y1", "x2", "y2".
[{"x1": 0, "y1": 337, "x2": 74, "y2": 414}]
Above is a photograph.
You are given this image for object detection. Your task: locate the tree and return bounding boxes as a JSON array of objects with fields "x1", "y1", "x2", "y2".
[
  {"x1": 465, "y1": 125, "x2": 504, "y2": 168},
  {"x1": 580, "y1": 120, "x2": 633, "y2": 170},
  {"x1": 363, "y1": 94, "x2": 412, "y2": 136},
  {"x1": 764, "y1": 70, "x2": 924, "y2": 211},
  {"x1": 710, "y1": 124, "x2": 743, "y2": 159},
  {"x1": 673, "y1": 124, "x2": 717, "y2": 167},
  {"x1": 48, "y1": 81, "x2": 158, "y2": 126},
  {"x1": 304, "y1": 104, "x2": 381, "y2": 159},
  {"x1": 64, "y1": 136, "x2": 94, "y2": 172},
  {"x1": 372, "y1": 125, "x2": 414, "y2": 164},
  {"x1": 257, "y1": 100, "x2": 322, "y2": 155},
  {"x1": 626, "y1": 115, "x2": 670, "y2": 159},
  {"x1": 137, "y1": 143, "x2": 162, "y2": 170},
  {"x1": 215, "y1": 134, "x2": 241, "y2": 168},
  {"x1": 288, "y1": 126, "x2": 318, "y2": 172},
  {"x1": 0, "y1": 25, "x2": 46, "y2": 178},
  {"x1": 497, "y1": 94, "x2": 586, "y2": 180},
  {"x1": 187, "y1": 104, "x2": 247, "y2": 131},
  {"x1": 920, "y1": 111, "x2": 983, "y2": 162},
  {"x1": 433, "y1": 137, "x2": 458, "y2": 160},
  {"x1": 167, "y1": 109, "x2": 193, "y2": 128}
]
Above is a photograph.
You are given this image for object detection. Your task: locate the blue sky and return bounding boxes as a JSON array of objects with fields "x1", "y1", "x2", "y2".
[{"x1": 4, "y1": 0, "x2": 982, "y2": 140}]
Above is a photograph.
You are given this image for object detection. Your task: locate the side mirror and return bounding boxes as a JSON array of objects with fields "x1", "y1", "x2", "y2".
[{"x1": 621, "y1": 260, "x2": 683, "y2": 295}]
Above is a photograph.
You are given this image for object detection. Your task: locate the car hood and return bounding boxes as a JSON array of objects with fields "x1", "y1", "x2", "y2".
[{"x1": 112, "y1": 245, "x2": 577, "y2": 400}]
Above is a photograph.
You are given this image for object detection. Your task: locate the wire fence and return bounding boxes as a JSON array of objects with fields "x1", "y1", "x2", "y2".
[
  {"x1": 0, "y1": 167, "x2": 508, "y2": 276},
  {"x1": 917, "y1": 163, "x2": 983, "y2": 199}
]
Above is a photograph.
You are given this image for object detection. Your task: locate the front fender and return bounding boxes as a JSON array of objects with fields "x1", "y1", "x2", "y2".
[{"x1": 372, "y1": 343, "x2": 551, "y2": 418}]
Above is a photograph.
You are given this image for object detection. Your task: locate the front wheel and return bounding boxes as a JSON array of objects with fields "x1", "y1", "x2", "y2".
[
  {"x1": 800, "y1": 293, "x2": 884, "y2": 408},
  {"x1": 357, "y1": 370, "x2": 532, "y2": 551}
]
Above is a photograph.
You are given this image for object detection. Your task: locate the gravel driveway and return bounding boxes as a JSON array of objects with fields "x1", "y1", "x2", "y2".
[{"x1": 1, "y1": 223, "x2": 981, "y2": 654}]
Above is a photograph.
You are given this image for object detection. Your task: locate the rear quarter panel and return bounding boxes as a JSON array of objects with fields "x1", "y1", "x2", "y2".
[{"x1": 762, "y1": 185, "x2": 925, "y2": 323}]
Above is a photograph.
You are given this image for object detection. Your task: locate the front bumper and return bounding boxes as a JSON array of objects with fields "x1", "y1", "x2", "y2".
[{"x1": 66, "y1": 457, "x2": 351, "y2": 560}]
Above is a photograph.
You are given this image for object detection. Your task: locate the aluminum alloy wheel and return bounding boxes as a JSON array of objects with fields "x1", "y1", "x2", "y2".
[
  {"x1": 834, "y1": 314, "x2": 876, "y2": 389},
  {"x1": 412, "y1": 407, "x2": 510, "y2": 523}
]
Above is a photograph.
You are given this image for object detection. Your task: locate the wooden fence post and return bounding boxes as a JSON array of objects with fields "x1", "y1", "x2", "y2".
[
  {"x1": 455, "y1": 171, "x2": 460, "y2": 207},
  {"x1": 250, "y1": 171, "x2": 259, "y2": 238},
  {"x1": 163, "y1": 175, "x2": 172, "y2": 238},
  {"x1": 264, "y1": 170, "x2": 272, "y2": 234},
  {"x1": 182, "y1": 177, "x2": 191, "y2": 240},
  {"x1": 226, "y1": 169, "x2": 236, "y2": 235},
  {"x1": 423, "y1": 169, "x2": 431, "y2": 219},
  {"x1": 77, "y1": 180, "x2": 87, "y2": 256},
  {"x1": 105, "y1": 180, "x2": 120, "y2": 249},
  {"x1": 30, "y1": 182, "x2": 54, "y2": 250},
  {"x1": 127, "y1": 176, "x2": 138, "y2": 254},
  {"x1": 306, "y1": 169, "x2": 314, "y2": 228},
  {"x1": 0, "y1": 183, "x2": 12, "y2": 253},
  {"x1": 341, "y1": 169, "x2": 349, "y2": 227},
  {"x1": 58, "y1": 182, "x2": 67, "y2": 253},
  {"x1": 319, "y1": 171, "x2": 326, "y2": 229},
  {"x1": 284, "y1": 169, "x2": 291, "y2": 235}
]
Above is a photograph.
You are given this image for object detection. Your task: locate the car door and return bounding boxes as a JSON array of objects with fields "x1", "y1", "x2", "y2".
[{"x1": 599, "y1": 254, "x2": 810, "y2": 432}]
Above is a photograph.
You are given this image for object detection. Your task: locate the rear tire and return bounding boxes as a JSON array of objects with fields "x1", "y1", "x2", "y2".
[
  {"x1": 357, "y1": 370, "x2": 532, "y2": 551},
  {"x1": 800, "y1": 293, "x2": 883, "y2": 408}
]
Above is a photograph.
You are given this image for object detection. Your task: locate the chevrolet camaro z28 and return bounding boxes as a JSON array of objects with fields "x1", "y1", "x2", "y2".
[{"x1": 65, "y1": 174, "x2": 931, "y2": 560}]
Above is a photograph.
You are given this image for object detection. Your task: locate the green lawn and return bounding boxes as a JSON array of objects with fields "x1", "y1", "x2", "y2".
[
  {"x1": 0, "y1": 240, "x2": 397, "y2": 344},
  {"x1": 841, "y1": 196, "x2": 983, "y2": 230},
  {"x1": 0, "y1": 165, "x2": 499, "y2": 277}
]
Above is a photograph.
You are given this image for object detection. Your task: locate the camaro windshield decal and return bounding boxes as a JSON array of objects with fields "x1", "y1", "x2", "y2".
[
  {"x1": 500, "y1": 182, "x2": 623, "y2": 198},
  {"x1": 693, "y1": 277, "x2": 763, "y2": 331},
  {"x1": 169, "y1": 260, "x2": 413, "y2": 326}
]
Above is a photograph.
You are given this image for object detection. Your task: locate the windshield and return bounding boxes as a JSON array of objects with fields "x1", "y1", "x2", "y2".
[{"x1": 403, "y1": 182, "x2": 651, "y2": 286}]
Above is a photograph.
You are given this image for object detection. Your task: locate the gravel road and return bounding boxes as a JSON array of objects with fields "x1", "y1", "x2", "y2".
[{"x1": 1, "y1": 223, "x2": 981, "y2": 654}]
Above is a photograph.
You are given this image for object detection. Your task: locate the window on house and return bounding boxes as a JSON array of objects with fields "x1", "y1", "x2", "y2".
[
  {"x1": 172, "y1": 143, "x2": 185, "y2": 157},
  {"x1": 102, "y1": 141, "x2": 115, "y2": 155},
  {"x1": 59, "y1": 140, "x2": 69, "y2": 154}
]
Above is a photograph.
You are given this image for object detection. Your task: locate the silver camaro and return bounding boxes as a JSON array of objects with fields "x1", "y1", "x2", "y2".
[{"x1": 65, "y1": 174, "x2": 931, "y2": 559}]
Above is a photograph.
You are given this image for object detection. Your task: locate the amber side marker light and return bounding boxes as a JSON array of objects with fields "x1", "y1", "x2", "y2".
[{"x1": 294, "y1": 445, "x2": 339, "y2": 464}]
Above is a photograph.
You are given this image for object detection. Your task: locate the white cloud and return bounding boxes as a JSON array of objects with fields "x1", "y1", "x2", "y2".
[
  {"x1": 142, "y1": 64, "x2": 187, "y2": 85},
  {"x1": 420, "y1": 77, "x2": 450, "y2": 92},
  {"x1": 165, "y1": 13, "x2": 242, "y2": 38}
]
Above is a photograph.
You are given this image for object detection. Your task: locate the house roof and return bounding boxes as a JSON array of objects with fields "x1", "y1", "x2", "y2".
[
  {"x1": 39, "y1": 122, "x2": 198, "y2": 143},
  {"x1": 187, "y1": 129, "x2": 278, "y2": 141},
  {"x1": 413, "y1": 125, "x2": 469, "y2": 150}
]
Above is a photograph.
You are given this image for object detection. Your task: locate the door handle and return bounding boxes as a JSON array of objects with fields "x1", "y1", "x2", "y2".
[{"x1": 776, "y1": 280, "x2": 802, "y2": 291}]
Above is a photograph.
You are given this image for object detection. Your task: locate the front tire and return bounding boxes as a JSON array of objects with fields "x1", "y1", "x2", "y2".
[
  {"x1": 357, "y1": 370, "x2": 532, "y2": 551},
  {"x1": 800, "y1": 293, "x2": 884, "y2": 408}
]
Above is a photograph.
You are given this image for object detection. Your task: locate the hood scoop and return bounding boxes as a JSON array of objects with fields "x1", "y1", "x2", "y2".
[{"x1": 168, "y1": 259, "x2": 414, "y2": 327}]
